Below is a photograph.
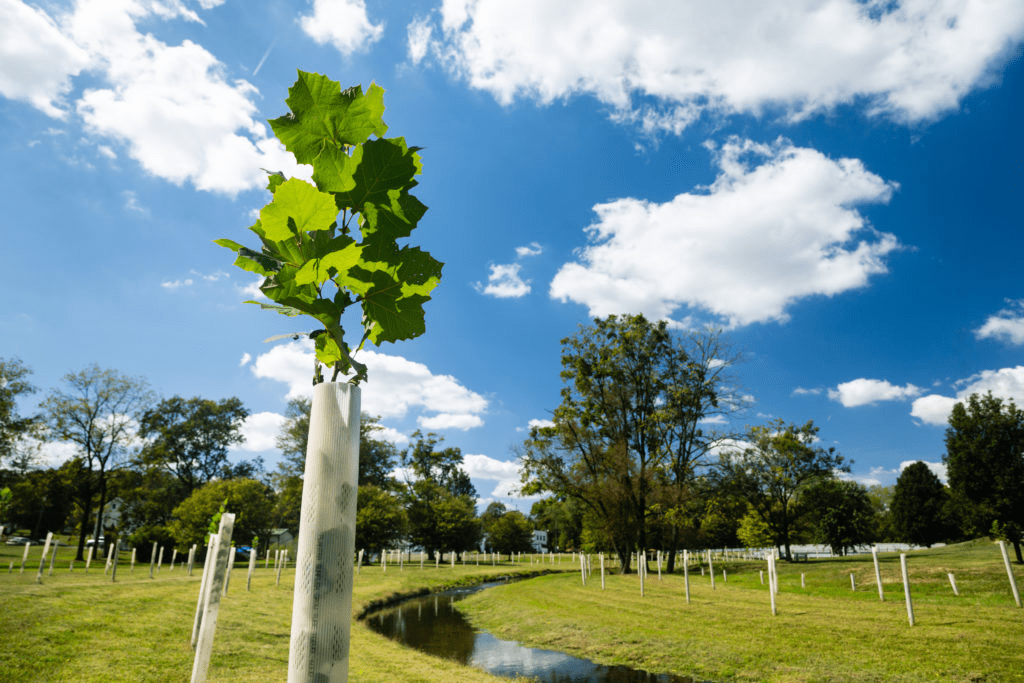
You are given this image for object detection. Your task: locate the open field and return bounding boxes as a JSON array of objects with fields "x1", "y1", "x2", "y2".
[
  {"x1": 1, "y1": 540, "x2": 1021, "y2": 682},
  {"x1": 459, "y1": 540, "x2": 1024, "y2": 682},
  {"x1": 0, "y1": 542, "x2": 546, "y2": 682}
]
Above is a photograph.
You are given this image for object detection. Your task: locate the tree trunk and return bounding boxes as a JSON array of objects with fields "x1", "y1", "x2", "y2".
[
  {"x1": 617, "y1": 546, "x2": 631, "y2": 574},
  {"x1": 1013, "y1": 538, "x2": 1023, "y2": 564},
  {"x1": 666, "y1": 547, "x2": 677, "y2": 574},
  {"x1": 75, "y1": 494, "x2": 93, "y2": 563}
]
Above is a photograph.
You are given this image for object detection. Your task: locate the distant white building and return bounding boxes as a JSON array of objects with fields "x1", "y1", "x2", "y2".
[{"x1": 532, "y1": 530, "x2": 548, "y2": 553}]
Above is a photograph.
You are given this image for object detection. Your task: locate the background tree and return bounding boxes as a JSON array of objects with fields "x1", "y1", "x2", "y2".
[
  {"x1": 803, "y1": 478, "x2": 876, "y2": 555},
  {"x1": 529, "y1": 497, "x2": 582, "y2": 552},
  {"x1": 137, "y1": 396, "x2": 249, "y2": 498},
  {"x1": 5, "y1": 462, "x2": 76, "y2": 538},
  {"x1": 354, "y1": 484, "x2": 407, "y2": 557},
  {"x1": 890, "y1": 462, "x2": 954, "y2": 547},
  {"x1": 736, "y1": 505, "x2": 773, "y2": 548},
  {"x1": 401, "y1": 432, "x2": 479, "y2": 558},
  {"x1": 867, "y1": 484, "x2": 896, "y2": 541},
  {"x1": 717, "y1": 420, "x2": 847, "y2": 560},
  {"x1": 487, "y1": 510, "x2": 534, "y2": 559},
  {"x1": 479, "y1": 500, "x2": 507, "y2": 549},
  {"x1": 944, "y1": 392, "x2": 1024, "y2": 562},
  {"x1": 0, "y1": 357, "x2": 37, "y2": 467},
  {"x1": 521, "y1": 314, "x2": 715, "y2": 573},
  {"x1": 42, "y1": 365, "x2": 153, "y2": 560},
  {"x1": 170, "y1": 478, "x2": 275, "y2": 550}
]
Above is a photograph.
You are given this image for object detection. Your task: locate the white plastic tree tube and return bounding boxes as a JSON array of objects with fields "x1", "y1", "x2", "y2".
[
  {"x1": 872, "y1": 547, "x2": 884, "y2": 601},
  {"x1": 192, "y1": 538, "x2": 218, "y2": 648},
  {"x1": 287, "y1": 382, "x2": 360, "y2": 683},
  {"x1": 36, "y1": 532, "x2": 53, "y2": 584},
  {"x1": 998, "y1": 541, "x2": 1022, "y2": 608},
  {"x1": 247, "y1": 547, "x2": 257, "y2": 591},
  {"x1": 191, "y1": 514, "x2": 235, "y2": 683}
]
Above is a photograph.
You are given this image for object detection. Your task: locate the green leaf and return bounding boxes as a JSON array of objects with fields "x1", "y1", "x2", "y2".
[
  {"x1": 294, "y1": 240, "x2": 364, "y2": 286},
  {"x1": 260, "y1": 178, "x2": 338, "y2": 241},
  {"x1": 332, "y1": 138, "x2": 419, "y2": 210},
  {"x1": 311, "y1": 144, "x2": 359, "y2": 194},
  {"x1": 269, "y1": 73, "x2": 387, "y2": 165}
]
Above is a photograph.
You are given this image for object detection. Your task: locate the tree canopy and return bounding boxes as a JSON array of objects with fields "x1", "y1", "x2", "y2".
[
  {"x1": 0, "y1": 357, "x2": 37, "y2": 467},
  {"x1": 717, "y1": 420, "x2": 847, "y2": 560},
  {"x1": 891, "y1": 461, "x2": 954, "y2": 548},
  {"x1": 944, "y1": 392, "x2": 1024, "y2": 562}
]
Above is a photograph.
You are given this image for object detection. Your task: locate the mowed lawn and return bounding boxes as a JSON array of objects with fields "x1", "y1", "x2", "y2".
[
  {"x1": 1, "y1": 541, "x2": 1021, "y2": 682},
  {"x1": 0, "y1": 544, "x2": 543, "y2": 682},
  {"x1": 458, "y1": 540, "x2": 1024, "y2": 682}
]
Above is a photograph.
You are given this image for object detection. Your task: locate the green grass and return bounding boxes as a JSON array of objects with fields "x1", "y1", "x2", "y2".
[
  {"x1": 0, "y1": 543, "x2": 549, "y2": 682},
  {"x1": 458, "y1": 540, "x2": 1024, "y2": 682},
  {"x1": 1, "y1": 541, "x2": 1021, "y2": 682}
]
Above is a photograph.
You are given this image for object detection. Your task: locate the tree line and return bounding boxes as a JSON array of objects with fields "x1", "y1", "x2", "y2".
[
  {"x1": 518, "y1": 314, "x2": 1024, "y2": 569},
  {"x1": 0, "y1": 361, "x2": 533, "y2": 563},
  {"x1": 2, "y1": 315, "x2": 1022, "y2": 567}
]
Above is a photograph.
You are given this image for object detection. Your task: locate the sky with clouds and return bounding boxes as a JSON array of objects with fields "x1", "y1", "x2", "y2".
[{"x1": 2, "y1": 0, "x2": 1022, "y2": 510}]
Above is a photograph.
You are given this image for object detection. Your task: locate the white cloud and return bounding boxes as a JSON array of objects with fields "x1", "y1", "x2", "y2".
[
  {"x1": 122, "y1": 190, "x2": 146, "y2": 213},
  {"x1": 0, "y1": 0, "x2": 310, "y2": 195},
  {"x1": 976, "y1": 300, "x2": 1024, "y2": 345},
  {"x1": 475, "y1": 263, "x2": 531, "y2": 299},
  {"x1": 792, "y1": 387, "x2": 822, "y2": 396},
  {"x1": 161, "y1": 278, "x2": 194, "y2": 289},
  {"x1": 550, "y1": 137, "x2": 899, "y2": 327},
  {"x1": 239, "y1": 353, "x2": 252, "y2": 367},
  {"x1": 299, "y1": 0, "x2": 384, "y2": 55},
  {"x1": 250, "y1": 339, "x2": 488, "y2": 429},
  {"x1": 515, "y1": 242, "x2": 543, "y2": 258},
  {"x1": 233, "y1": 411, "x2": 287, "y2": 452},
  {"x1": 463, "y1": 453, "x2": 529, "y2": 500},
  {"x1": 911, "y1": 365, "x2": 1024, "y2": 425},
  {"x1": 829, "y1": 378, "x2": 923, "y2": 407},
  {"x1": 420, "y1": 0, "x2": 1024, "y2": 128},
  {"x1": 528, "y1": 418, "x2": 555, "y2": 430},
  {"x1": 407, "y1": 15, "x2": 432, "y2": 64},
  {"x1": 0, "y1": 0, "x2": 91, "y2": 118}
]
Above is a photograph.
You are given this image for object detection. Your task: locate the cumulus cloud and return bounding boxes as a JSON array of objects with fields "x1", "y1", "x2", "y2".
[
  {"x1": 899, "y1": 459, "x2": 948, "y2": 483},
  {"x1": 416, "y1": 0, "x2": 1024, "y2": 129},
  {"x1": 976, "y1": 300, "x2": 1024, "y2": 345},
  {"x1": 911, "y1": 365, "x2": 1024, "y2": 425},
  {"x1": 829, "y1": 378, "x2": 923, "y2": 407},
  {"x1": 516, "y1": 242, "x2": 543, "y2": 258},
  {"x1": 463, "y1": 453, "x2": 524, "y2": 499},
  {"x1": 250, "y1": 339, "x2": 488, "y2": 430},
  {"x1": 550, "y1": 137, "x2": 899, "y2": 327},
  {"x1": 299, "y1": 0, "x2": 384, "y2": 55},
  {"x1": 0, "y1": 0, "x2": 91, "y2": 118},
  {"x1": 475, "y1": 263, "x2": 531, "y2": 299},
  {"x1": 233, "y1": 411, "x2": 287, "y2": 452},
  {"x1": 0, "y1": 0, "x2": 309, "y2": 195}
]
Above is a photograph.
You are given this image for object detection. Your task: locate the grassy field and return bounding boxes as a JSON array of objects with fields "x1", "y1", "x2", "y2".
[
  {"x1": 1, "y1": 540, "x2": 1021, "y2": 682},
  {"x1": 458, "y1": 540, "x2": 1024, "y2": 682},
  {"x1": 0, "y1": 541, "x2": 547, "y2": 682}
]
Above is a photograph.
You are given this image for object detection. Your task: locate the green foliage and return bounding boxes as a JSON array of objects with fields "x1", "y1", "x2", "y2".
[
  {"x1": 803, "y1": 478, "x2": 876, "y2": 555},
  {"x1": 891, "y1": 462, "x2": 954, "y2": 547},
  {"x1": 520, "y1": 315, "x2": 735, "y2": 572},
  {"x1": 485, "y1": 510, "x2": 534, "y2": 559},
  {"x1": 217, "y1": 72, "x2": 442, "y2": 384},
  {"x1": 736, "y1": 506, "x2": 772, "y2": 548},
  {"x1": 137, "y1": 396, "x2": 249, "y2": 497},
  {"x1": 944, "y1": 392, "x2": 1024, "y2": 561},
  {"x1": 401, "y1": 433, "x2": 479, "y2": 557},
  {"x1": 355, "y1": 484, "x2": 407, "y2": 554},
  {"x1": 170, "y1": 479, "x2": 274, "y2": 549},
  {"x1": 0, "y1": 357, "x2": 36, "y2": 466},
  {"x1": 717, "y1": 419, "x2": 848, "y2": 560}
]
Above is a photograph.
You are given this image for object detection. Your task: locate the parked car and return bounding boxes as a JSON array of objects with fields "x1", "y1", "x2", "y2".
[
  {"x1": 235, "y1": 546, "x2": 252, "y2": 561},
  {"x1": 5, "y1": 536, "x2": 32, "y2": 545}
]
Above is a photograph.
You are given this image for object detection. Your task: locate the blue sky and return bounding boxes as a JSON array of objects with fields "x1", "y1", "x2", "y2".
[{"x1": 2, "y1": 0, "x2": 1023, "y2": 511}]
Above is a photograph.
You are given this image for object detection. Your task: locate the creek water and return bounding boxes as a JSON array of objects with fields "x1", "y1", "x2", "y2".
[{"x1": 365, "y1": 583, "x2": 700, "y2": 682}]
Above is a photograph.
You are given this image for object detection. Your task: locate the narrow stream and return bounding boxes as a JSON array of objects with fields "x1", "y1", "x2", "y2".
[{"x1": 365, "y1": 583, "x2": 701, "y2": 683}]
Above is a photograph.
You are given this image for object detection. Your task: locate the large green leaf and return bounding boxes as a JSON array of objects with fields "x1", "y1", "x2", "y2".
[
  {"x1": 269, "y1": 73, "x2": 387, "y2": 165},
  {"x1": 332, "y1": 138, "x2": 420, "y2": 210},
  {"x1": 260, "y1": 178, "x2": 338, "y2": 241}
]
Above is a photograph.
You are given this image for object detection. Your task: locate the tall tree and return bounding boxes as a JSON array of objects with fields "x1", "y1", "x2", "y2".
[
  {"x1": 0, "y1": 357, "x2": 37, "y2": 466},
  {"x1": 944, "y1": 392, "x2": 1024, "y2": 562},
  {"x1": 803, "y1": 478, "x2": 877, "y2": 555},
  {"x1": 400, "y1": 432, "x2": 479, "y2": 558},
  {"x1": 487, "y1": 510, "x2": 535, "y2": 560},
  {"x1": 42, "y1": 365, "x2": 153, "y2": 560},
  {"x1": 354, "y1": 484, "x2": 407, "y2": 556},
  {"x1": 717, "y1": 420, "x2": 847, "y2": 560},
  {"x1": 520, "y1": 315, "x2": 734, "y2": 573},
  {"x1": 137, "y1": 396, "x2": 249, "y2": 498},
  {"x1": 170, "y1": 478, "x2": 275, "y2": 550},
  {"x1": 890, "y1": 462, "x2": 953, "y2": 548}
]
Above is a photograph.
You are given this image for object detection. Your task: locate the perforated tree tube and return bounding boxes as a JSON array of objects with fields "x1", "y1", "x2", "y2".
[{"x1": 288, "y1": 382, "x2": 360, "y2": 683}]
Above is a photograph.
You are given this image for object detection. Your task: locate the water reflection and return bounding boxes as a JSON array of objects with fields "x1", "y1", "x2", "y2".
[{"x1": 366, "y1": 585, "x2": 699, "y2": 683}]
